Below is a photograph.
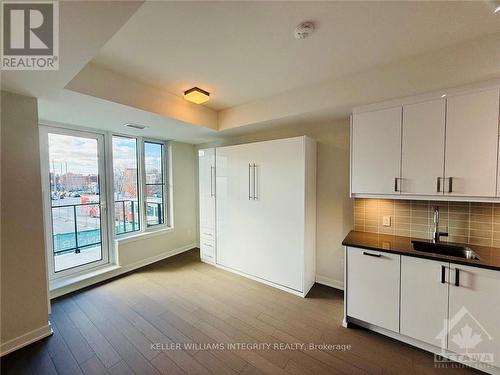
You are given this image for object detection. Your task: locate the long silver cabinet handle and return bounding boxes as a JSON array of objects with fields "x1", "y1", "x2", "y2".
[
  {"x1": 210, "y1": 166, "x2": 215, "y2": 197},
  {"x1": 448, "y1": 177, "x2": 453, "y2": 193},
  {"x1": 248, "y1": 163, "x2": 252, "y2": 200},
  {"x1": 436, "y1": 177, "x2": 442, "y2": 193},
  {"x1": 253, "y1": 163, "x2": 257, "y2": 200}
]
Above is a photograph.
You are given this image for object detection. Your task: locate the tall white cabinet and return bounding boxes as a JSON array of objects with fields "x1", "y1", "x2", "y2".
[
  {"x1": 199, "y1": 136, "x2": 317, "y2": 296},
  {"x1": 198, "y1": 148, "x2": 216, "y2": 264}
]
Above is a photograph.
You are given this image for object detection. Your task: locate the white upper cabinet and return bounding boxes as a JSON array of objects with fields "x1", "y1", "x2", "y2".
[
  {"x1": 401, "y1": 99, "x2": 445, "y2": 195},
  {"x1": 351, "y1": 107, "x2": 402, "y2": 195},
  {"x1": 445, "y1": 89, "x2": 500, "y2": 197},
  {"x1": 351, "y1": 84, "x2": 500, "y2": 199}
]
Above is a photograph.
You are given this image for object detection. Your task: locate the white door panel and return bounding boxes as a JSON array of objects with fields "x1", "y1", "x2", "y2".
[
  {"x1": 445, "y1": 89, "x2": 499, "y2": 197},
  {"x1": 401, "y1": 99, "x2": 445, "y2": 195},
  {"x1": 400, "y1": 256, "x2": 449, "y2": 347},
  {"x1": 216, "y1": 138, "x2": 305, "y2": 291},
  {"x1": 351, "y1": 107, "x2": 402, "y2": 195},
  {"x1": 448, "y1": 264, "x2": 500, "y2": 368},
  {"x1": 347, "y1": 247, "x2": 400, "y2": 332}
]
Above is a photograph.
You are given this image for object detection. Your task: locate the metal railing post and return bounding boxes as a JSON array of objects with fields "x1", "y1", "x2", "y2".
[
  {"x1": 131, "y1": 201, "x2": 136, "y2": 231},
  {"x1": 122, "y1": 200, "x2": 126, "y2": 233},
  {"x1": 73, "y1": 205, "x2": 80, "y2": 253}
]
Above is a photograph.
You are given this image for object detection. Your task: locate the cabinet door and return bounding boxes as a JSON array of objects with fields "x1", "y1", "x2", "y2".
[
  {"x1": 445, "y1": 89, "x2": 500, "y2": 197},
  {"x1": 247, "y1": 137, "x2": 305, "y2": 291},
  {"x1": 217, "y1": 138, "x2": 305, "y2": 292},
  {"x1": 351, "y1": 107, "x2": 402, "y2": 195},
  {"x1": 198, "y1": 148, "x2": 215, "y2": 230},
  {"x1": 216, "y1": 143, "x2": 257, "y2": 273},
  {"x1": 448, "y1": 264, "x2": 500, "y2": 368},
  {"x1": 400, "y1": 256, "x2": 449, "y2": 347},
  {"x1": 401, "y1": 99, "x2": 445, "y2": 195},
  {"x1": 346, "y1": 247, "x2": 400, "y2": 332}
]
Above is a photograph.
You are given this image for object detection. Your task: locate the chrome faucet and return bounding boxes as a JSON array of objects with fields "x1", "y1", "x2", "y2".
[{"x1": 432, "y1": 206, "x2": 448, "y2": 243}]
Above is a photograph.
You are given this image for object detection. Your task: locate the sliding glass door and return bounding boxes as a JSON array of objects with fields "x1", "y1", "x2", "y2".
[{"x1": 40, "y1": 126, "x2": 109, "y2": 279}]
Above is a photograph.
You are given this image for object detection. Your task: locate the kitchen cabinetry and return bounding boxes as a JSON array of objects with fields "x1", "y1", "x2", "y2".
[
  {"x1": 400, "y1": 256, "x2": 448, "y2": 347},
  {"x1": 448, "y1": 264, "x2": 500, "y2": 368},
  {"x1": 198, "y1": 148, "x2": 216, "y2": 263},
  {"x1": 351, "y1": 107, "x2": 402, "y2": 195},
  {"x1": 215, "y1": 136, "x2": 317, "y2": 295},
  {"x1": 401, "y1": 99, "x2": 445, "y2": 195},
  {"x1": 345, "y1": 246, "x2": 500, "y2": 373},
  {"x1": 346, "y1": 247, "x2": 400, "y2": 332},
  {"x1": 351, "y1": 85, "x2": 500, "y2": 199},
  {"x1": 444, "y1": 89, "x2": 499, "y2": 197}
]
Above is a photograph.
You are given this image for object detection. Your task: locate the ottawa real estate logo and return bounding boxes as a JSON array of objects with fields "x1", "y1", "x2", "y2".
[{"x1": 1, "y1": 1, "x2": 59, "y2": 70}]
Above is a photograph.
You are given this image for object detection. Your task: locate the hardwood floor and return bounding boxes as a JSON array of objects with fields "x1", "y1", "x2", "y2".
[{"x1": 1, "y1": 249, "x2": 480, "y2": 375}]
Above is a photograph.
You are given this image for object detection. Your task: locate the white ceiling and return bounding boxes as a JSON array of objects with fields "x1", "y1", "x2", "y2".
[
  {"x1": 91, "y1": 1, "x2": 500, "y2": 111},
  {"x1": 38, "y1": 90, "x2": 219, "y2": 144}
]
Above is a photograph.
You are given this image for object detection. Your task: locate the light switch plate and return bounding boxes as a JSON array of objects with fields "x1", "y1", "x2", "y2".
[{"x1": 383, "y1": 215, "x2": 391, "y2": 227}]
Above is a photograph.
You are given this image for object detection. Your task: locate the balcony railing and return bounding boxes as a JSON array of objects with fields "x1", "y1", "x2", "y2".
[
  {"x1": 115, "y1": 199, "x2": 140, "y2": 234},
  {"x1": 51, "y1": 202, "x2": 102, "y2": 256}
]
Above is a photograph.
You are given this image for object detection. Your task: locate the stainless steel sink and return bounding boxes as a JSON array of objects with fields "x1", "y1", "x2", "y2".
[{"x1": 411, "y1": 240, "x2": 480, "y2": 260}]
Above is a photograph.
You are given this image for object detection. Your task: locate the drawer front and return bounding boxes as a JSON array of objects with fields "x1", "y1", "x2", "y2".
[
  {"x1": 200, "y1": 227, "x2": 215, "y2": 240},
  {"x1": 346, "y1": 247, "x2": 400, "y2": 332},
  {"x1": 200, "y1": 239, "x2": 216, "y2": 262}
]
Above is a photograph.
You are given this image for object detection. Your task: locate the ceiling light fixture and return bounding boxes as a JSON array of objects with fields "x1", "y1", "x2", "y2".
[
  {"x1": 184, "y1": 87, "x2": 210, "y2": 104},
  {"x1": 124, "y1": 123, "x2": 147, "y2": 130},
  {"x1": 495, "y1": 4, "x2": 500, "y2": 12},
  {"x1": 441, "y1": 94, "x2": 447, "y2": 98},
  {"x1": 294, "y1": 21, "x2": 315, "y2": 39}
]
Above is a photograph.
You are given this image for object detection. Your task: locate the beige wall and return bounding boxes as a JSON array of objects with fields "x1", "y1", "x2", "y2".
[
  {"x1": 1, "y1": 91, "x2": 50, "y2": 351},
  {"x1": 117, "y1": 141, "x2": 198, "y2": 266},
  {"x1": 199, "y1": 119, "x2": 353, "y2": 289}
]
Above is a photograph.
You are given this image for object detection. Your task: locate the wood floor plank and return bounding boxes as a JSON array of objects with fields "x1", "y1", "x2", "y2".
[
  {"x1": 79, "y1": 356, "x2": 108, "y2": 375},
  {"x1": 60, "y1": 300, "x2": 122, "y2": 369}
]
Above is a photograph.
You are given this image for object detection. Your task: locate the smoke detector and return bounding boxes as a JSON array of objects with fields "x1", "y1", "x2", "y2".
[{"x1": 294, "y1": 21, "x2": 315, "y2": 39}]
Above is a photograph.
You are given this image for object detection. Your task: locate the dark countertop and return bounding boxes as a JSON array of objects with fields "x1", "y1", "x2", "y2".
[{"x1": 342, "y1": 231, "x2": 500, "y2": 271}]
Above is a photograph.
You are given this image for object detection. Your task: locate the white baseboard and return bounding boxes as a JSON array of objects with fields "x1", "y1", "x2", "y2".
[
  {"x1": 215, "y1": 263, "x2": 308, "y2": 298},
  {"x1": 0, "y1": 322, "x2": 53, "y2": 357},
  {"x1": 315, "y1": 275, "x2": 344, "y2": 291},
  {"x1": 50, "y1": 243, "x2": 198, "y2": 298}
]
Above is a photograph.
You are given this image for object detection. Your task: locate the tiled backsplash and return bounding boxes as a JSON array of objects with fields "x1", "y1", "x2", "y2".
[{"x1": 353, "y1": 198, "x2": 500, "y2": 247}]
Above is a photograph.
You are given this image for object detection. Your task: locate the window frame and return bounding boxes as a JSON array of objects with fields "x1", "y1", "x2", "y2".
[
  {"x1": 111, "y1": 134, "x2": 171, "y2": 239},
  {"x1": 111, "y1": 135, "x2": 142, "y2": 236},
  {"x1": 142, "y1": 138, "x2": 170, "y2": 230}
]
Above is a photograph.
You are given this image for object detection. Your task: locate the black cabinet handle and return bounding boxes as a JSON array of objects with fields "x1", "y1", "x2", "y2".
[
  {"x1": 455, "y1": 268, "x2": 460, "y2": 287},
  {"x1": 363, "y1": 252, "x2": 381, "y2": 258},
  {"x1": 441, "y1": 265, "x2": 446, "y2": 284}
]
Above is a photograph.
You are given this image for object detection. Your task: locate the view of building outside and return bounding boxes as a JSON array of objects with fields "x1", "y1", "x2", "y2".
[
  {"x1": 112, "y1": 136, "x2": 140, "y2": 234},
  {"x1": 144, "y1": 141, "x2": 165, "y2": 226},
  {"x1": 48, "y1": 133, "x2": 102, "y2": 272}
]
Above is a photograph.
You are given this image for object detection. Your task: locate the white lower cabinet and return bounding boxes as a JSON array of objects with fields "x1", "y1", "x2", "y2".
[
  {"x1": 346, "y1": 247, "x2": 400, "y2": 332},
  {"x1": 400, "y1": 256, "x2": 449, "y2": 347},
  {"x1": 346, "y1": 247, "x2": 500, "y2": 373},
  {"x1": 448, "y1": 264, "x2": 500, "y2": 368}
]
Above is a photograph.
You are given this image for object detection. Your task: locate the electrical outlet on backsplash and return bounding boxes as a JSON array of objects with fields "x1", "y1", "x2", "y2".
[{"x1": 353, "y1": 198, "x2": 500, "y2": 248}]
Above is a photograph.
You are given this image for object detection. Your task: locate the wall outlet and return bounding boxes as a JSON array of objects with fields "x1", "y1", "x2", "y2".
[{"x1": 383, "y1": 215, "x2": 391, "y2": 227}]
